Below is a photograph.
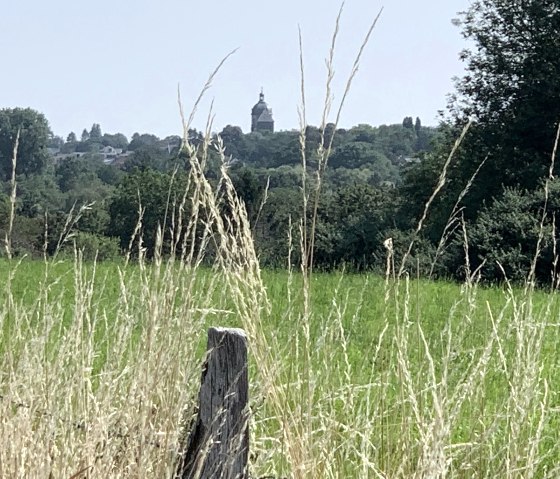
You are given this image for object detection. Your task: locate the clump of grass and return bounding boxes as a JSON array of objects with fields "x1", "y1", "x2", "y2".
[{"x1": 0, "y1": 62, "x2": 247, "y2": 477}]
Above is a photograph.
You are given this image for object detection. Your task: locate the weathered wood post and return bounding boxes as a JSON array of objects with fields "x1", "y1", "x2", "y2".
[{"x1": 177, "y1": 327, "x2": 249, "y2": 479}]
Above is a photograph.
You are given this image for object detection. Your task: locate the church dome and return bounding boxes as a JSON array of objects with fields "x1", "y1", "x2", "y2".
[
  {"x1": 251, "y1": 90, "x2": 274, "y2": 133},
  {"x1": 251, "y1": 91, "x2": 268, "y2": 115}
]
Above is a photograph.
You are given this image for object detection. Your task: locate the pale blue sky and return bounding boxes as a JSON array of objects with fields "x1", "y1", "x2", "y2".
[{"x1": 0, "y1": 0, "x2": 471, "y2": 139}]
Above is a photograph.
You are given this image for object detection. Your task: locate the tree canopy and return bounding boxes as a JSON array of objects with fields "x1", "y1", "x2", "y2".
[
  {"x1": 403, "y1": 3, "x2": 559, "y2": 216},
  {"x1": 0, "y1": 108, "x2": 51, "y2": 180},
  {"x1": 450, "y1": 0, "x2": 560, "y2": 193}
]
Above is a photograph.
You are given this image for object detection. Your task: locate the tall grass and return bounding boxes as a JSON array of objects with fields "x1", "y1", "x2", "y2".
[{"x1": 2, "y1": 5, "x2": 560, "y2": 479}]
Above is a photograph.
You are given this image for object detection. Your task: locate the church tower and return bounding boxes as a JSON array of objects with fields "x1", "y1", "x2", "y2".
[{"x1": 251, "y1": 90, "x2": 274, "y2": 133}]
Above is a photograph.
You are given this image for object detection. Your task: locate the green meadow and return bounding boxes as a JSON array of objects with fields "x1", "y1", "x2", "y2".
[{"x1": 2, "y1": 256, "x2": 559, "y2": 477}]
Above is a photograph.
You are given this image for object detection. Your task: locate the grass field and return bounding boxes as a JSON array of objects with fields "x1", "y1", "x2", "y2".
[{"x1": 1, "y1": 255, "x2": 560, "y2": 478}]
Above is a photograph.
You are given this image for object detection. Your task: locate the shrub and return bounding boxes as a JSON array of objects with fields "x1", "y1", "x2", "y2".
[
  {"x1": 467, "y1": 185, "x2": 552, "y2": 283},
  {"x1": 66, "y1": 232, "x2": 121, "y2": 261}
]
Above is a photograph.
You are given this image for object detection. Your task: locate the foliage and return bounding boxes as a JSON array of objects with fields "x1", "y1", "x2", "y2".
[
  {"x1": 102, "y1": 132, "x2": 128, "y2": 149},
  {"x1": 0, "y1": 216, "x2": 43, "y2": 257},
  {"x1": 0, "y1": 104, "x2": 441, "y2": 271},
  {"x1": 128, "y1": 132, "x2": 160, "y2": 151},
  {"x1": 256, "y1": 187, "x2": 302, "y2": 266},
  {"x1": 89, "y1": 123, "x2": 102, "y2": 142},
  {"x1": 229, "y1": 166, "x2": 264, "y2": 222},
  {"x1": 122, "y1": 145, "x2": 168, "y2": 172},
  {"x1": 451, "y1": 0, "x2": 560, "y2": 211},
  {"x1": 219, "y1": 125, "x2": 248, "y2": 160},
  {"x1": 62, "y1": 232, "x2": 121, "y2": 261},
  {"x1": 314, "y1": 184, "x2": 395, "y2": 270},
  {"x1": 16, "y1": 173, "x2": 64, "y2": 216},
  {"x1": 402, "y1": 0, "x2": 560, "y2": 283},
  {"x1": 108, "y1": 169, "x2": 191, "y2": 255},
  {"x1": 0, "y1": 108, "x2": 51, "y2": 180},
  {"x1": 466, "y1": 187, "x2": 541, "y2": 282},
  {"x1": 402, "y1": 116, "x2": 414, "y2": 129},
  {"x1": 464, "y1": 179, "x2": 560, "y2": 283}
]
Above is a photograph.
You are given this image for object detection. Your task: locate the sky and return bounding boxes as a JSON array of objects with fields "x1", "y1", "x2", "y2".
[{"x1": 0, "y1": 0, "x2": 471, "y2": 140}]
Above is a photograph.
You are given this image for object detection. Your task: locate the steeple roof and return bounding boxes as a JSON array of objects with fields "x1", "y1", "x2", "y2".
[
  {"x1": 251, "y1": 89, "x2": 274, "y2": 132},
  {"x1": 251, "y1": 90, "x2": 269, "y2": 116}
]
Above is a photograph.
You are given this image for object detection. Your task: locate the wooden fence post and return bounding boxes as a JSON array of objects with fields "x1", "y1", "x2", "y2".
[{"x1": 177, "y1": 327, "x2": 249, "y2": 479}]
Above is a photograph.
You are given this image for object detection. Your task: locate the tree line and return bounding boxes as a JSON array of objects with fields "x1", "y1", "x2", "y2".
[
  {"x1": 1, "y1": 0, "x2": 559, "y2": 284},
  {"x1": 0, "y1": 109, "x2": 436, "y2": 265}
]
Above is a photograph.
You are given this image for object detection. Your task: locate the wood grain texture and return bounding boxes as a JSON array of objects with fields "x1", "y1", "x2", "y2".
[{"x1": 178, "y1": 327, "x2": 249, "y2": 479}]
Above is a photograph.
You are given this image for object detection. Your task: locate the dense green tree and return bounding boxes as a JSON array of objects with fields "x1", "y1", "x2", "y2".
[
  {"x1": 377, "y1": 124, "x2": 417, "y2": 161},
  {"x1": 123, "y1": 146, "x2": 168, "y2": 172},
  {"x1": 96, "y1": 163, "x2": 124, "y2": 186},
  {"x1": 398, "y1": 147, "x2": 448, "y2": 239},
  {"x1": 400, "y1": 1, "x2": 560, "y2": 247},
  {"x1": 460, "y1": 179, "x2": 560, "y2": 284},
  {"x1": 329, "y1": 142, "x2": 397, "y2": 183},
  {"x1": 81, "y1": 129, "x2": 90, "y2": 142},
  {"x1": 48, "y1": 135, "x2": 64, "y2": 150},
  {"x1": 54, "y1": 157, "x2": 116, "y2": 235},
  {"x1": 219, "y1": 125, "x2": 247, "y2": 160},
  {"x1": 0, "y1": 108, "x2": 51, "y2": 180},
  {"x1": 0, "y1": 214, "x2": 43, "y2": 257},
  {"x1": 256, "y1": 187, "x2": 303, "y2": 266},
  {"x1": 65, "y1": 232, "x2": 120, "y2": 261},
  {"x1": 244, "y1": 130, "x2": 300, "y2": 168},
  {"x1": 325, "y1": 167, "x2": 379, "y2": 188},
  {"x1": 128, "y1": 133, "x2": 160, "y2": 151},
  {"x1": 402, "y1": 116, "x2": 414, "y2": 129},
  {"x1": 314, "y1": 184, "x2": 395, "y2": 269},
  {"x1": 348, "y1": 124, "x2": 376, "y2": 144},
  {"x1": 467, "y1": 187, "x2": 541, "y2": 282},
  {"x1": 414, "y1": 117, "x2": 432, "y2": 151},
  {"x1": 258, "y1": 165, "x2": 302, "y2": 189},
  {"x1": 102, "y1": 133, "x2": 128, "y2": 149},
  {"x1": 61, "y1": 134, "x2": 78, "y2": 154},
  {"x1": 186, "y1": 129, "x2": 204, "y2": 148},
  {"x1": 89, "y1": 123, "x2": 102, "y2": 142},
  {"x1": 448, "y1": 0, "x2": 560, "y2": 203},
  {"x1": 16, "y1": 173, "x2": 64, "y2": 216},
  {"x1": 108, "y1": 169, "x2": 190, "y2": 255},
  {"x1": 161, "y1": 135, "x2": 182, "y2": 155},
  {"x1": 324, "y1": 123, "x2": 337, "y2": 146},
  {"x1": 56, "y1": 157, "x2": 98, "y2": 192},
  {"x1": 414, "y1": 117, "x2": 422, "y2": 134},
  {"x1": 230, "y1": 166, "x2": 264, "y2": 222}
]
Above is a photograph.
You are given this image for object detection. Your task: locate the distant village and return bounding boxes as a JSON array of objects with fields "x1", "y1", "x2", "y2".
[
  {"x1": 49, "y1": 145, "x2": 134, "y2": 167},
  {"x1": 47, "y1": 90, "x2": 276, "y2": 167}
]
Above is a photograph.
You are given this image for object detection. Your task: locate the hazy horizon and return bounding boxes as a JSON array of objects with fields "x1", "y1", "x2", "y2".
[{"x1": 0, "y1": 0, "x2": 471, "y2": 139}]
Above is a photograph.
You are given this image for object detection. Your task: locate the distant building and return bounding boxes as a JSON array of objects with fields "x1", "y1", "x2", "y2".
[
  {"x1": 100, "y1": 145, "x2": 123, "y2": 159},
  {"x1": 251, "y1": 90, "x2": 274, "y2": 133}
]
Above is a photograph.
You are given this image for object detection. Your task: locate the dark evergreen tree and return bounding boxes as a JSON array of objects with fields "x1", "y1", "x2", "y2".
[
  {"x1": 89, "y1": 123, "x2": 102, "y2": 142},
  {"x1": 414, "y1": 117, "x2": 422, "y2": 134},
  {"x1": 402, "y1": 116, "x2": 414, "y2": 129}
]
